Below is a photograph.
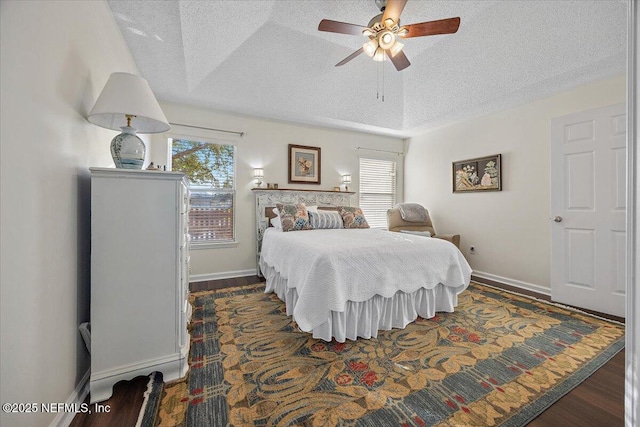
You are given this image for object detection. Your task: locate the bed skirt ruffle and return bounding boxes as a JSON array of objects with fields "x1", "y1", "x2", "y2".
[{"x1": 261, "y1": 263, "x2": 463, "y2": 342}]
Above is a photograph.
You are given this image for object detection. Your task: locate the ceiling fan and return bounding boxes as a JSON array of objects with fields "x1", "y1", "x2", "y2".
[{"x1": 318, "y1": 0, "x2": 460, "y2": 71}]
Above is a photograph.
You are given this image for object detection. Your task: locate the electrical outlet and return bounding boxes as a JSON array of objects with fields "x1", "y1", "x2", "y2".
[{"x1": 469, "y1": 245, "x2": 476, "y2": 255}]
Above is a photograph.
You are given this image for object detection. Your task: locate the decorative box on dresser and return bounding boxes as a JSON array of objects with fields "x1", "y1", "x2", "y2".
[{"x1": 89, "y1": 168, "x2": 191, "y2": 403}]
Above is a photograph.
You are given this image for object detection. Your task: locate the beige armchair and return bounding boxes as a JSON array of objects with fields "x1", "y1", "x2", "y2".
[{"x1": 387, "y1": 207, "x2": 460, "y2": 249}]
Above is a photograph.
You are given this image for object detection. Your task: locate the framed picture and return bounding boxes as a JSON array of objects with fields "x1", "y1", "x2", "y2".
[
  {"x1": 453, "y1": 154, "x2": 502, "y2": 193},
  {"x1": 288, "y1": 144, "x2": 321, "y2": 185}
]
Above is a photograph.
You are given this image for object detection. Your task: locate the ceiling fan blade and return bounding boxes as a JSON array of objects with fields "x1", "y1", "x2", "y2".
[
  {"x1": 336, "y1": 47, "x2": 365, "y2": 66},
  {"x1": 318, "y1": 19, "x2": 367, "y2": 35},
  {"x1": 388, "y1": 49, "x2": 410, "y2": 71},
  {"x1": 402, "y1": 17, "x2": 461, "y2": 38},
  {"x1": 382, "y1": 0, "x2": 407, "y2": 25}
]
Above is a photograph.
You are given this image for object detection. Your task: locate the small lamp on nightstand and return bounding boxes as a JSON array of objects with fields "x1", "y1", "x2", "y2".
[
  {"x1": 342, "y1": 174, "x2": 352, "y2": 192},
  {"x1": 253, "y1": 168, "x2": 265, "y2": 187}
]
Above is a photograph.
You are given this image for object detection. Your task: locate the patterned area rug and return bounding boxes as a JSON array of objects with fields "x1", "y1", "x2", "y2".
[{"x1": 152, "y1": 282, "x2": 624, "y2": 426}]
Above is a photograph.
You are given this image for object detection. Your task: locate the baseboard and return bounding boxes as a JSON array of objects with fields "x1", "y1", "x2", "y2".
[
  {"x1": 189, "y1": 269, "x2": 257, "y2": 283},
  {"x1": 49, "y1": 368, "x2": 90, "y2": 427},
  {"x1": 472, "y1": 270, "x2": 551, "y2": 296}
]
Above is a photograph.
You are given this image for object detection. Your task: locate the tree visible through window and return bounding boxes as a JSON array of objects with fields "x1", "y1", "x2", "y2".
[{"x1": 171, "y1": 139, "x2": 235, "y2": 244}]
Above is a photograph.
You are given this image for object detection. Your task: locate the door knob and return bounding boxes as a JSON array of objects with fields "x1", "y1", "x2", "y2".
[{"x1": 553, "y1": 216, "x2": 563, "y2": 223}]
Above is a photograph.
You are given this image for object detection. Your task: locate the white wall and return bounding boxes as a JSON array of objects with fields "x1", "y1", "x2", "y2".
[
  {"x1": 404, "y1": 75, "x2": 626, "y2": 292},
  {"x1": 0, "y1": 2, "x2": 138, "y2": 426},
  {"x1": 149, "y1": 103, "x2": 405, "y2": 279}
]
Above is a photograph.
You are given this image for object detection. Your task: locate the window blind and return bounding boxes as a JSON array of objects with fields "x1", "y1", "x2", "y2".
[{"x1": 359, "y1": 157, "x2": 397, "y2": 229}]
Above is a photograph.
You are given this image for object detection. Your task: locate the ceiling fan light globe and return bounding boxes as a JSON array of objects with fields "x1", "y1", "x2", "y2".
[
  {"x1": 389, "y1": 40, "x2": 404, "y2": 57},
  {"x1": 397, "y1": 26, "x2": 409, "y2": 37},
  {"x1": 362, "y1": 28, "x2": 375, "y2": 37},
  {"x1": 384, "y1": 18, "x2": 395, "y2": 29},
  {"x1": 372, "y1": 47, "x2": 386, "y2": 62},
  {"x1": 379, "y1": 31, "x2": 395, "y2": 49},
  {"x1": 363, "y1": 39, "x2": 378, "y2": 57}
]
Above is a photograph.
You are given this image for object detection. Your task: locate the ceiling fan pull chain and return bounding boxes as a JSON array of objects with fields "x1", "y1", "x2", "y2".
[
  {"x1": 377, "y1": 60, "x2": 380, "y2": 100},
  {"x1": 382, "y1": 56, "x2": 385, "y2": 102}
]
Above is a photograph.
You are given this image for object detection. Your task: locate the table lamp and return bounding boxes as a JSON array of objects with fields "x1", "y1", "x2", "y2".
[{"x1": 88, "y1": 72, "x2": 170, "y2": 169}]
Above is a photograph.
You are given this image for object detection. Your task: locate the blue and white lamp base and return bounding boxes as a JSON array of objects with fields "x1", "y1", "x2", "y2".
[{"x1": 110, "y1": 125, "x2": 145, "y2": 169}]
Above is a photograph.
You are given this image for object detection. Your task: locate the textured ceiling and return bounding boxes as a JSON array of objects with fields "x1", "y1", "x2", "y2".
[{"x1": 108, "y1": 0, "x2": 627, "y2": 137}]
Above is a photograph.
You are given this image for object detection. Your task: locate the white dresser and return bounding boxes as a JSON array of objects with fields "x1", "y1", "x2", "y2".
[{"x1": 90, "y1": 168, "x2": 191, "y2": 403}]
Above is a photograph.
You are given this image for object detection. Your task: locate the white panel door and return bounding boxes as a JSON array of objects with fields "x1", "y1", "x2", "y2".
[{"x1": 550, "y1": 103, "x2": 626, "y2": 317}]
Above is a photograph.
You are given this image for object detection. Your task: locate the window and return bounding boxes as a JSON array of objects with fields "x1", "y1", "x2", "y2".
[
  {"x1": 359, "y1": 157, "x2": 397, "y2": 229},
  {"x1": 171, "y1": 138, "x2": 236, "y2": 246}
]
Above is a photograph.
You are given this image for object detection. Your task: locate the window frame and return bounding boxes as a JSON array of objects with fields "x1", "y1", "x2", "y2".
[
  {"x1": 358, "y1": 156, "x2": 398, "y2": 229},
  {"x1": 168, "y1": 133, "x2": 239, "y2": 250}
]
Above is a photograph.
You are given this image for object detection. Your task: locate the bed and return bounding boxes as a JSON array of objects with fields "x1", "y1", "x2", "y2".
[{"x1": 259, "y1": 206, "x2": 472, "y2": 342}]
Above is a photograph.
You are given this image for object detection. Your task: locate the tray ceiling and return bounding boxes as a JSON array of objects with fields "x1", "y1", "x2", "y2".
[{"x1": 108, "y1": 0, "x2": 627, "y2": 137}]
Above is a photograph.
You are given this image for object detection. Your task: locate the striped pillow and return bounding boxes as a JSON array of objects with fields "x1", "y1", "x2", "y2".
[{"x1": 309, "y1": 211, "x2": 344, "y2": 229}]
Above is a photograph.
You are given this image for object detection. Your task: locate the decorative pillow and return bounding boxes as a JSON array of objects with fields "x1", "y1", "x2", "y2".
[
  {"x1": 270, "y1": 208, "x2": 282, "y2": 229},
  {"x1": 338, "y1": 206, "x2": 370, "y2": 229},
  {"x1": 400, "y1": 230, "x2": 431, "y2": 237},
  {"x1": 276, "y1": 203, "x2": 311, "y2": 232},
  {"x1": 306, "y1": 205, "x2": 319, "y2": 213},
  {"x1": 270, "y1": 216, "x2": 282, "y2": 229},
  {"x1": 309, "y1": 211, "x2": 344, "y2": 229},
  {"x1": 397, "y1": 203, "x2": 427, "y2": 223}
]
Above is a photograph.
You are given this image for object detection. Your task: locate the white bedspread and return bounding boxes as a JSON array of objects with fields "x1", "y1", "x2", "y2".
[{"x1": 260, "y1": 228, "x2": 472, "y2": 332}]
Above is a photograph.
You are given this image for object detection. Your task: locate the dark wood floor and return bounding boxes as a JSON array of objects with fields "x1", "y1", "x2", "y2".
[
  {"x1": 69, "y1": 375, "x2": 150, "y2": 427},
  {"x1": 189, "y1": 275, "x2": 262, "y2": 292},
  {"x1": 70, "y1": 276, "x2": 625, "y2": 427}
]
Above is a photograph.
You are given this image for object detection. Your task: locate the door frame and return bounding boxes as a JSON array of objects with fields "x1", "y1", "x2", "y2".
[{"x1": 626, "y1": 1, "x2": 638, "y2": 425}]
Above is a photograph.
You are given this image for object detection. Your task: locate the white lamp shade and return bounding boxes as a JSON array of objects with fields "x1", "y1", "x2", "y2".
[
  {"x1": 342, "y1": 174, "x2": 352, "y2": 184},
  {"x1": 253, "y1": 168, "x2": 264, "y2": 179},
  {"x1": 88, "y1": 72, "x2": 170, "y2": 133}
]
